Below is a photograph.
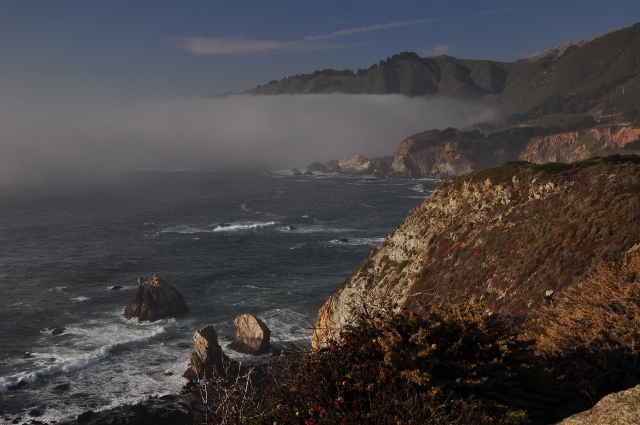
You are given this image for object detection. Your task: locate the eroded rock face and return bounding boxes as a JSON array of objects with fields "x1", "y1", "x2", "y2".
[
  {"x1": 520, "y1": 125, "x2": 640, "y2": 164},
  {"x1": 123, "y1": 275, "x2": 189, "y2": 322},
  {"x1": 387, "y1": 134, "x2": 475, "y2": 179},
  {"x1": 228, "y1": 314, "x2": 271, "y2": 355},
  {"x1": 557, "y1": 384, "x2": 640, "y2": 424},
  {"x1": 183, "y1": 325, "x2": 230, "y2": 381},
  {"x1": 313, "y1": 157, "x2": 640, "y2": 348},
  {"x1": 337, "y1": 155, "x2": 373, "y2": 174}
]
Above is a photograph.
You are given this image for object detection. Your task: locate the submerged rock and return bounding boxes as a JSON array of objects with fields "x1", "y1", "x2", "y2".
[
  {"x1": 307, "y1": 161, "x2": 329, "y2": 173},
  {"x1": 51, "y1": 326, "x2": 65, "y2": 335},
  {"x1": 183, "y1": 325, "x2": 230, "y2": 381},
  {"x1": 228, "y1": 314, "x2": 271, "y2": 355},
  {"x1": 123, "y1": 275, "x2": 188, "y2": 322},
  {"x1": 8, "y1": 380, "x2": 26, "y2": 391},
  {"x1": 76, "y1": 411, "x2": 94, "y2": 423},
  {"x1": 53, "y1": 383, "x2": 71, "y2": 392}
]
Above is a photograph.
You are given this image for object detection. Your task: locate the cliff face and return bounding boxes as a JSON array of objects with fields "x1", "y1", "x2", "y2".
[
  {"x1": 336, "y1": 155, "x2": 373, "y2": 174},
  {"x1": 313, "y1": 156, "x2": 640, "y2": 348},
  {"x1": 521, "y1": 125, "x2": 640, "y2": 163},
  {"x1": 388, "y1": 138, "x2": 474, "y2": 179}
]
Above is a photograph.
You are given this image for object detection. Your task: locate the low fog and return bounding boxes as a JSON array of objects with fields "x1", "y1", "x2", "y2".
[{"x1": 0, "y1": 94, "x2": 495, "y2": 184}]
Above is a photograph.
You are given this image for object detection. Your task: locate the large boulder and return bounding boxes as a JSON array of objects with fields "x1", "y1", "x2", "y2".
[
  {"x1": 228, "y1": 314, "x2": 271, "y2": 355},
  {"x1": 123, "y1": 275, "x2": 189, "y2": 322},
  {"x1": 183, "y1": 325, "x2": 230, "y2": 381},
  {"x1": 557, "y1": 384, "x2": 640, "y2": 424}
]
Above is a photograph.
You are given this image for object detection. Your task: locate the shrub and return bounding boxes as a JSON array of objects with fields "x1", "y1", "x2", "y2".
[
  {"x1": 252, "y1": 303, "x2": 567, "y2": 424},
  {"x1": 535, "y1": 252, "x2": 640, "y2": 403}
]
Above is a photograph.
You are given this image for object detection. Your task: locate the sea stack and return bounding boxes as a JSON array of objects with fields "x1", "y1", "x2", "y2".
[
  {"x1": 228, "y1": 314, "x2": 271, "y2": 355},
  {"x1": 123, "y1": 274, "x2": 189, "y2": 321},
  {"x1": 184, "y1": 325, "x2": 230, "y2": 381}
]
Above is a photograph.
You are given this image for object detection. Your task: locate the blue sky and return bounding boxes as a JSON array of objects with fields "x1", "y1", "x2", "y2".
[{"x1": 2, "y1": 0, "x2": 640, "y2": 100}]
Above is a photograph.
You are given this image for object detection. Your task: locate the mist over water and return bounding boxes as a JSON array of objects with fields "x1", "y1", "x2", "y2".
[{"x1": 0, "y1": 94, "x2": 495, "y2": 184}]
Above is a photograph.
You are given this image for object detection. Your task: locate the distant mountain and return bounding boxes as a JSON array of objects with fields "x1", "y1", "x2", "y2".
[
  {"x1": 246, "y1": 51, "x2": 545, "y2": 106},
  {"x1": 516, "y1": 37, "x2": 594, "y2": 63},
  {"x1": 499, "y1": 23, "x2": 640, "y2": 120},
  {"x1": 245, "y1": 23, "x2": 640, "y2": 122}
]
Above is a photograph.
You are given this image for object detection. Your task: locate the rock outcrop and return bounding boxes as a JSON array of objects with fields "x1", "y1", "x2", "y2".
[
  {"x1": 520, "y1": 125, "x2": 640, "y2": 164},
  {"x1": 228, "y1": 314, "x2": 271, "y2": 355},
  {"x1": 313, "y1": 156, "x2": 640, "y2": 348},
  {"x1": 123, "y1": 275, "x2": 189, "y2": 322},
  {"x1": 306, "y1": 162, "x2": 329, "y2": 173},
  {"x1": 557, "y1": 384, "x2": 640, "y2": 424},
  {"x1": 183, "y1": 325, "x2": 230, "y2": 381},
  {"x1": 387, "y1": 134, "x2": 475, "y2": 179},
  {"x1": 337, "y1": 155, "x2": 374, "y2": 174}
]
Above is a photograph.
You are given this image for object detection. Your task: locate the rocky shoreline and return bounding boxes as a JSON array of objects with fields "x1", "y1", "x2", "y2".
[
  {"x1": 306, "y1": 123, "x2": 640, "y2": 182},
  {"x1": 55, "y1": 393, "x2": 196, "y2": 425}
]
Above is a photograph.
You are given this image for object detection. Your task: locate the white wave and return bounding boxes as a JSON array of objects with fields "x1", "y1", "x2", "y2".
[
  {"x1": 47, "y1": 286, "x2": 67, "y2": 292},
  {"x1": 70, "y1": 296, "x2": 90, "y2": 302},
  {"x1": 410, "y1": 184, "x2": 425, "y2": 192},
  {"x1": 159, "y1": 224, "x2": 205, "y2": 234},
  {"x1": 159, "y1": 220, "x2": 278, "y2": 234},
  {"x1": 240, "y1": 202, "x2": 249, "y2": 211},
  {"x1": 325, "y1": 237, "x2": 386, "y2": 247},
  {"x1": 0, "y1": 323, "x2": 168, "y2": 394},
  {"x1": 277, "y1": 224, "x2": 354, "y2": 234},
  {"x1": 212, "y1": 221, "x2": 277, "y2": 232}
]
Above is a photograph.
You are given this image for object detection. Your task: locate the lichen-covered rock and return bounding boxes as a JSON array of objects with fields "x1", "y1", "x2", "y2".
[
  {"x1": 228, "y1": 314, "x2": 271, "y2": 355},
  {"x1": 123, "y1": 275, "x2": 188, "y2": 322},
  {"x1": 313, "y1": 156, "x2": 640, "y2": 348},
  {"x1": 183, "y1": 325, "x2": 229, "y2": 381},
  {"x1": 557, "y1": 384, "x2": 640, "y2": 424}
]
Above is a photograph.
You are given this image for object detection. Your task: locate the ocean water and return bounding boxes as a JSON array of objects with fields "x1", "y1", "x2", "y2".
[{"x1": 0, "y1": 169, "x2": 439, "y2": 422}]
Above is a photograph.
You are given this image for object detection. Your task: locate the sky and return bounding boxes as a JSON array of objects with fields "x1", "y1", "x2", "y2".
[
  {"x1": 0, "y1": 1, "x2": 639, "y2": 184},
  {"x1": 2, "y1": 0, "x2": 639, "y2": 99}
]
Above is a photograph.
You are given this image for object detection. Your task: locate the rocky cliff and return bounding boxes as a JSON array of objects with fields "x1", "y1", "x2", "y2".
[
  {"x1": 387, "y1": 130, "x2": 477, "y2": 179},
  {"x1": 520, "y1": 125, "x2": 640, "y2": 163},
  {"x1": 313, "y1": 155, "x2": 640, "y2": 348}
]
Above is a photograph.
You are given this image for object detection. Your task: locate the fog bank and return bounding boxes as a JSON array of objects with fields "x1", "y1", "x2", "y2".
[{"x1": 0, "y1": 94, "x2": 495, "y2": 184}]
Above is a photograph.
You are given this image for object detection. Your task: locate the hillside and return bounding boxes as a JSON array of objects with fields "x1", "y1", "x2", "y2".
[
  {"x1": 499, "y1": 23, "x2": 640, "y2": 120},
  {"x1": 313, "y1": 155, "x2": 640, "y2": 348},
  {"x1": 246, "y1": 52, "x2": 544, "y2": 102},
  {"x1": 246, "y1": 23, "x2": 640, "y2": 123}
]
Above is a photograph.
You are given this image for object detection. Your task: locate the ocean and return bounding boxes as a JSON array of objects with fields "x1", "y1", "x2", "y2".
[{"x1": 0, "y1": 169, "x2": 439, "y2": 422}]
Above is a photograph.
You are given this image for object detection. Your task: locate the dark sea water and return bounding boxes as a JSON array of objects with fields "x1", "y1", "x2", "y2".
[{"x1": 0, "y1": 169, "x2": 439, "y2": 422}]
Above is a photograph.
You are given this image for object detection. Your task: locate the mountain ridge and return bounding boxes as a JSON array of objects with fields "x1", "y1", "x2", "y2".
[{"x1": 245, "y1": 23, "x2": 640, "y2": 122}]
